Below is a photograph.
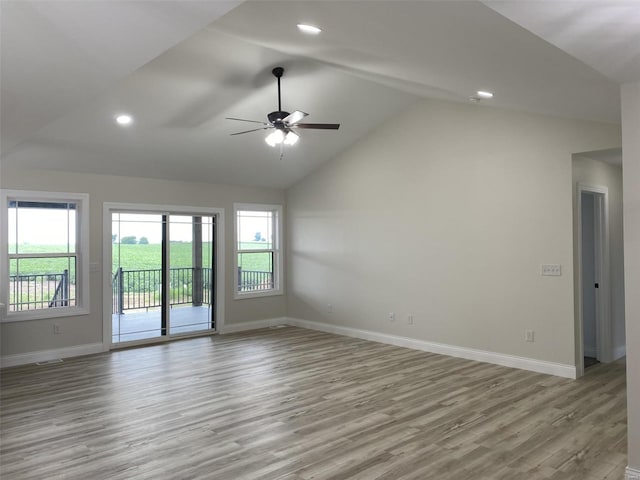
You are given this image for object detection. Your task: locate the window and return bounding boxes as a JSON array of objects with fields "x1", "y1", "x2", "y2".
[
  {"x1": 234, "y1": 204, "x2": 283, "y2": 298},
  {"x1": 1, "y1": 190, "x2": 90, "y2": 321}
]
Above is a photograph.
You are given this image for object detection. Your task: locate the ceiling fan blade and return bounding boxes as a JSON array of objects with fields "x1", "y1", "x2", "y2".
[
  {"x1": 230, "y1": 127, "x2": 271, "y2": 136},
  {"x1": 283, "y1": 110, "x2": 308, "y2": 125},
  {"x1": 226, "y1": 117, "x2": 268, "y2": 125},
  {"x1": 292, "y1": 123, "x2": 340, "y2": 130}
]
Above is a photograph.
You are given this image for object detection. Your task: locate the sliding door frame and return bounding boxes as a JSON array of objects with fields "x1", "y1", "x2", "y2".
[{"x1": 102, "y1": 203, "x2": 225, "y2": 350}]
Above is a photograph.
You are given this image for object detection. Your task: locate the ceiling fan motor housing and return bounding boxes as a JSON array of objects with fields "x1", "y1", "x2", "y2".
[{"x1": 268, "y1": 111, "x2": 290, "y2": 126}]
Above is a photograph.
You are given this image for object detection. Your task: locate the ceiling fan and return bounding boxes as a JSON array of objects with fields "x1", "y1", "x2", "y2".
[{"x1": 226, "y1": 66, "x2": 340, "y2": 147}]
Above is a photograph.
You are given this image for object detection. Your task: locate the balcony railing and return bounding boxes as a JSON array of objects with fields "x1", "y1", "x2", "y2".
[
  {"x1": 9, "y1": 266, "x2": 272, "y2": 312},
  {"x1": 8, "y1": 270, "x2": 74, "y2": 312},
  {"x1": 237, "y1": 267, "x2": 273, "y2": 292},
  {"x1": 112, "y1": 267, "x2": 213, "y2": 314}
]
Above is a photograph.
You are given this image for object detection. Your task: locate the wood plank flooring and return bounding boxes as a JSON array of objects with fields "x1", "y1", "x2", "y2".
[{"x1": 0, "y1": 326, "x2": 627, "y2": 480}]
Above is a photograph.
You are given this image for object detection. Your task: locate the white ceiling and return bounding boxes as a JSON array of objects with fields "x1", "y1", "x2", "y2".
[
  {"x1": 1, "y1": 1, "x2": 637, "y2": 189},
  {"x1": 0, "y1": 1, "x2": 241, "y2": 154},
  {"x1": 578, "y1": 148, "x2": 623, "y2": 167},
  {"x1": 484, "y1": 1, "x2": 640, "y2": 84}
]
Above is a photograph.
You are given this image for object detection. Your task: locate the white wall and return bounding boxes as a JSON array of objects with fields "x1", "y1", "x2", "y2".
[
  {"x1": 0, "y1": 168, "x2": 286, "y2": 359},
  {"x1": 287, "y1": 98, "x2": 620, "y2": 370},
  {"x1": 622, "y1": 81, "x2": 640, "y2": 474}
]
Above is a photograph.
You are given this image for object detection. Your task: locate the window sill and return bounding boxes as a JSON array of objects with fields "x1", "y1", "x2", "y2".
[
  {"x1": 1, "y1": 306, "x2": 90, "y2": 323},
  {"x1": 234, "y1": 289, "x2": 283, "y2": 300}
]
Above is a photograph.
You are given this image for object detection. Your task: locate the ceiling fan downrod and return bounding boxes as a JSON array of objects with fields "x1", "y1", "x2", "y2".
[
  {"x1": 268, "y1": 67, "x2": 288, "y2": 124},
  {"x1": 273, "y1": 67, "x2": 284, "y2": 113}
]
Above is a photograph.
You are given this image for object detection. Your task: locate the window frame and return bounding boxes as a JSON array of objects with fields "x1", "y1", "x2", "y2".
[
  {"x1": 1, "y1": 190, "x2": 90, "y2": 322},
  {"x1": 234, "y1": 203, "x2": 283, "y2": 299}
]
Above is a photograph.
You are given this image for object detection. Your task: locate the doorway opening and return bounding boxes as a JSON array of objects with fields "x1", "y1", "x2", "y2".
[
  {"x1": 103, "y1": 204, "x2": 224, "y2": 348},
  {"x1": 577, "y1": 185, "x2": 611, "y2": 376}
]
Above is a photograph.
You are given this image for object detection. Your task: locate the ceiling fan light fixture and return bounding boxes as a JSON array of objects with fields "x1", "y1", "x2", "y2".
[
  {"x1": 265, "y1": 129, "x2": 285, "y2": 147},
  {"x1": 297, "y1": 24, "x2": 321, "y2": 35},
  {"x1": 284, "y1": 131, "x2": 299, "y2": 146}
]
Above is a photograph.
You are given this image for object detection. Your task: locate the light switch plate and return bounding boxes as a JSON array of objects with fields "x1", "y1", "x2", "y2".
[{"x1": 541, "y1": 264, "x2": 561, "y2": 276}]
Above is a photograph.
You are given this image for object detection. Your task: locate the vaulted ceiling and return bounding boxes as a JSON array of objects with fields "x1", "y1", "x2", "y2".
[{"x1": 2, "y1": 1, "x2": 638, "y2": 189}]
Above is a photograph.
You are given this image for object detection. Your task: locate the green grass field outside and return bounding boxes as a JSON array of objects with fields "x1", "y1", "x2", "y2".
[{"x1": 10, "y1": 242, "x2": 272, "y2": 276}]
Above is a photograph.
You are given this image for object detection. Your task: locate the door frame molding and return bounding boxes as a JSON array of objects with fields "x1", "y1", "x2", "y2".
[
  {"x1": 102, "y1": 202, "x2": 225, "y2": 350},
  {"x1": 576, "y1": 184, "x2": 611, "y2": 377}
]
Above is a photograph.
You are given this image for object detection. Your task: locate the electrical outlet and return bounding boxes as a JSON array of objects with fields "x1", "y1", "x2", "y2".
[
  {"x1": 53, "y1": 324, "x2": 62, "y2": 335},
  {"x1": 327, "y1": 304, "x2": 333, "y2": 315},
  {"x1": 388, "y1": 312, "x2": 396, "y2": 322},
  {"x1": 525, "y1": 330, "x2": 534, "y2": 342},
  {"x1": 407, "y1": 314, "x2": 414, "y2": 325}
]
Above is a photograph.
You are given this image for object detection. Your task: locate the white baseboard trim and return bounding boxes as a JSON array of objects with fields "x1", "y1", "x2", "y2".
[
  {"x1": 626, "y1": 467, "x2": 640, "y2": 480},
  {"x1": 1, "y1": 343, "x2": 106, "y2": 368},
  {"x1": 2, "y1": 318, "x2": 576, "y2": 378},
  {"x1": 1, "y1": 317, "x2": 287, "y2": 367},
  {"x1": 286, "y1": 318, "x2": 577, "y2": 379},
  {"x1": 218, "y1": 317, "x2": 288, "y2": 334},
  {"x1": 613, "y1": 344, "x2": 627, "y2": 360}
]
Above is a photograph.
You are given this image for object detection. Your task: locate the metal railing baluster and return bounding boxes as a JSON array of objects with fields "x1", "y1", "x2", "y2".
[{"x1": 10, "y1": 266, "x2": 224, "y2": 312}]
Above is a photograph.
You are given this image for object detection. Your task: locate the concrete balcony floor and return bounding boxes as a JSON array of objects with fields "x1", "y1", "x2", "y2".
[{"x1": 112, "y1": 304, "x2": 213, "y2": 344}]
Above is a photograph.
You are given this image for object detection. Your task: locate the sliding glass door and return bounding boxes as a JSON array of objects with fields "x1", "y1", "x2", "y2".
[
  {"x1": 111, "y1": 211, "x2": 215, "y2": 345},
  {"x1": 168, "y1": 215, "x2": 214, "y2": 335}
]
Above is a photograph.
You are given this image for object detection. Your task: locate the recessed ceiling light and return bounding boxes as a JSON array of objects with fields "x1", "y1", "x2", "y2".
[
  {"x1": 115, "y1": 114, "x2": 133, "y2": 125},
  {"x1": 297, "y1": 24, "x2": 321, "y2": 35},
  {"x1": 476, "y1": 91, "x2": 494, "y2": 99}
]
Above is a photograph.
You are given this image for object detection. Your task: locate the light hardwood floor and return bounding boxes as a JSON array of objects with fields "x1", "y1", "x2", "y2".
[{"x1": 0, "y1": 327, "x2": 627, "y2": 480}]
